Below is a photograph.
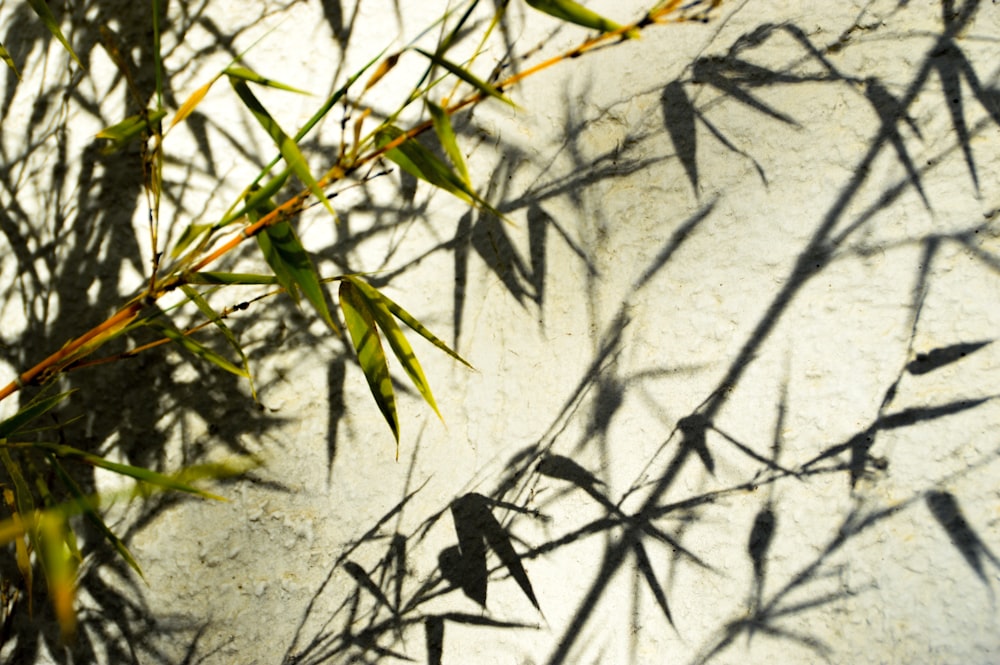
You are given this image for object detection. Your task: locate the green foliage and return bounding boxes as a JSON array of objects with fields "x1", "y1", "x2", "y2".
[{"x1": 0, "y1": 0, "x2": 721, "y2": 646}]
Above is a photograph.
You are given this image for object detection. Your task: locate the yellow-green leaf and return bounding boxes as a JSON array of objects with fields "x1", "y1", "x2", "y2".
[
  {"x1": 26, "y1": 0, "x2": 83, "y2": 67},
  {"x1": 222, "y1": 169, "x2": 290, "y2": 225},
  {"x1": 37, "y1": 513, "x2": 77, "y2": 641},
  {"x1": 248, "y1": 193, "x2": 336, "y2": 331},
  {"x1": 345, "y1": 276, "x2": 472, "y2": 369},
  {"x1": 339, "y1": 281, "x2": 399, "y2": 449},
  {"x1": 169, "y1": 77, "x2": 217, "y2": 130},
  {"x1": 186, "y1": 272, "x2": 278, "y2": 285},
  {"x1": 28, "y1": 442, "x2": 226, "y2": 500},
  {"x1": 224, "y1": 66, "x2": 311, "y2": 94},
  {"x1": 48, "y1": 457, "x2": 144, "y2": 579},
  {"x1": 228, "y1": 77, "x2": 335, "y2": 217},
  {"x1": 171, "y1": 222, "x2": 214, "y2": 257},
  {"x1": 153, "y1": 320, "x2": 249, "y2": 379},
  {"x1": 96, "y1": 109, "x2": 168, "y2": 154},
  {"x1": 427, "y1": 100, "x2": 470, "y2": 186},
  {"x1": 376, "y1": 125, "x2": 500, "y2": 217},
  {"x1": 415, "y1": 48, "x2": 514, "y2": 106},
  {"x1": 523, "y1": 0, "x2": 637, "y2": 38},
  {"x1": 0, "y1": 42, "x2": 20, "y2": 80},
  {"x1": 349, "y1": 281, "x2": 442, "y2": 420}
]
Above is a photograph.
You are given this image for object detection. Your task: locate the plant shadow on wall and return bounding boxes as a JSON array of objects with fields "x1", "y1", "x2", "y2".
[
  {"x1": 277, "y1": 2, "x2": 1000, "y2": 664},
  {"x1": 0, "y1": 1, "x2": 997, "y2": 664},
  {"x1": 0, "y1": 1, "x2": 345, "y2": 661}
]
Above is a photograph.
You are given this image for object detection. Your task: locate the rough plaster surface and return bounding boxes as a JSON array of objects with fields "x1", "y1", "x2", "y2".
[{"x1": 1, "y1": 0, "x2": 999, "y2": 663}]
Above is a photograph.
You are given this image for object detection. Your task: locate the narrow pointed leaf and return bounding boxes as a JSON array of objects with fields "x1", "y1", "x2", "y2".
[
  {"x1": 632, "y1": 540, "x2": 674, "y2": 625},
  {"x1": 169, "y1": 78, "x2": 217, "y2": 130},
  {"x1": 344, "y1": 276, "x2": 472, "y2": 369},
  {"x1": 181, "y1": 285, "x2": 256, "y2": 399},
  {"x1": 96, "y1": 109, "x2": 168, "y2": 153},
  {"x1": 0, "y1": 390, "x2": 75, "y2": 439},
  {"x1": 415, "y1": 49, "x2": 514, "y2": 106},
  {"x1": 222, "y1": 170, "x2": 290, "y2": 225},
  {"x1": 228, "y1": 78, "x2": 335, "y2": 216},
  {"x1": 26, "y1": 0, "x2": 83, "y2": 67},
  {"x1": 2, "y1": 490, "x2": 33, "y2": 612},
  {"x1": 0, "y1": 43, "x2": 20, "y2": 80},
  {"x1": 37, "y1": 513, "x2": 77, "y2": 640},
  {"x1": 224, "y1": 66, "x2": 310, "y2": 94},
  {"x1": 186, "y1": 271, "x2": 278, "y2": 285},
  {"x1": 49, "y1": 457, "x2": 143, "y2": 579},
  {"x1": 27, "y1": 442, "x2": 225, "y2": 500},
  {"x1": 364, "y1": 52, "x2": 401, "y2": 92},
  {"x1": 523, "y1": 0, "x2": 635, "y2": 37},
  {"x1": 257, "y1": 221, "x2": 336, "y2": 330},
  {"x1": 339, "y1": 281, "x2": 399, "y2": 446},
  {"x1": 375, "y1": 126, "x2": 501, "y2": 216},
  {"x1": 345, "y1": 279, "x2": 441, "y2": 419},
  {"x1": 153, "y1": 321, "x2": 248, "y2": 378},
  {"x1": 0, "y1": 451, "x2": 35, "y2": 529},
  {"x1": 427, "y1": 100, "x2": 470, "y2": 185},
  {"x1": 172, "y1": 222, "x2": 213, "y2": 257}
]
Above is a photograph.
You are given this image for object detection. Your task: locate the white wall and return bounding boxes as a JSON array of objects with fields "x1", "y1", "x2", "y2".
[{"x1": 1, "y1": 1, "x2": 999, "y2": 663}]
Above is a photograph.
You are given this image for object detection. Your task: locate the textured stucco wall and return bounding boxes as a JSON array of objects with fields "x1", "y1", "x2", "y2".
[{"x1": 1, "y1": 1, "x2": 999, "y2": 663}]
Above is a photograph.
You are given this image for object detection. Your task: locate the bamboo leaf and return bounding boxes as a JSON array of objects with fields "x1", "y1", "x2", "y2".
[
  {"x1": 339, "y1": 281, "x2": 399, "y2": 449},
  {"x1": 0, "y1": 42, "x2": 20, "y2": 80},
  {"x1": 152, "y1": 320, "x2": 249, "y2": 379},
  {"x1": 171, "y1": 222, "x2": 214, "y2": 257},
  {"x1": 0, "y1": 390, "x2": 75, "y2": 440},
  {"x1": 343, "y1": 278, "x2": 442, "y2": 419},
  {"x1": 364, "y1": 52, "x2": 401, "y2": 92},
  {"x1": 186, "y1": 271, "x2": 278, "y2": 285},
  {"x1": 415, "y1": 48, "x2": 514, "y2": 106},
  {"x1": 222, "y1": 169, "x2": 290, "y2": 226},
  {"x1": 228, "y1": 77, "x2": 336, "y2": 217},
  {"x1": 25, "y1": 442, "x2": 226, "y2": 500},
  {"x1": 224, "y1": 66, "x2": 311, "y2": 94},
  {"x1": 37, "y1": 513, "x2": 77, "y2": 641},
  {"x1": 344, "y1": 276, "x2": 472, "y2": 369},
  {"x1": 427, "y1": 100, "x2": 470, "y2": 186},
  {"x1": 48, "y1": 457, "x2": 144, "y2": 579},
  {"x1": 181, "y1": 286, "x2": 257, "y2": 400},
  {"x1": 26, "y1": 0, "x2": 83, "y2": 67},
  {"x1": 169, "y1": 78, "x2": 217, "y2": 130},
  {"x1": 523, "y1": 0, "x2": 636, "y2": 38},
  {"x1": 256, "y1": 219, "x2": 337, "y2": 330},
  {"x1": 96, "y1": 109, "x2": 168, "y2": 154},
  {"x1": 376, "y1": 125, "x2": 500, "y2": 216}
]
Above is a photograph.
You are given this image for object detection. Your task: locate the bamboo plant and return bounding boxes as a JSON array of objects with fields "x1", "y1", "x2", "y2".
[{"x1": 0, "y1": 0, "x2": 721, "y2": 641}]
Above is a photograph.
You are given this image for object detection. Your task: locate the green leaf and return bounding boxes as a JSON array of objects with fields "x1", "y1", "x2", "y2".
[
  {"x1": 254, "y1": 217, "x2": 337, "y2": 330},
  {"x1": 224, "y1": 66, "x2": 311, "y2": 94},
  {"x1": 523, "y1": 0, "x2": 636, "y2": 38},
  {"x1": 427, "y1": 100, "x2": 470, "y2": 186},
  {"x1": 49, "y1": 457, "x2": 144, "y2": 579},
  {"x1": 26, "y1": 0, "x2": 83, "y2": 67},
  {"x1": 339, "y1": 281, "x2": 399, "y2": 449},
  {"x1": 375, "y1": 125, "x2": 500, "y2": 216},
  {"x1": 414, "y1": 48, "x2": 514, "y2": 106},
  {"x1": 347, "y1": 280, "x2": 442, "y2": 420},
  {"x1": 222, "y1": 169, "x2": 290, "y2": 226},
  {"x1": 171, "y1": 222, "x2": 214, "y2": 257},
  {"x1": 185, "y1": 271, "x2": 278, "y2": 285},
  {"x1": 181, "y1": 285, "x2": 257, "y2": 400},
  {"x1": 228, "y1": 77, "x2": 336, "y2": 217},
  {"x1": 0, "y1": 449, "x2": 35, "y2": 521},
  {"x1": 151, "y1": 320, "x2": 249, "y2": 379},
  {"x1": 0, "y1": 42, "x2": 20, "y2": 80},
  {"x1": 27, "y1": 442, "x2": 226, "y2": 500},
  {"x1": 96, "y1": 109, "x2": 168, "y2": 154},
  {"x1": 0, "y1": 390, "x2": 75, "y2": 440},
  {"x1": 344, "y1": 276, "x2": 472, "y2": 369}
]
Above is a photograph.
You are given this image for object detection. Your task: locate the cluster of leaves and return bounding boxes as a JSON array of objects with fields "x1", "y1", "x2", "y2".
[{"x1": 0, "y1": 0, "x2": 721, "y2": 644}]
